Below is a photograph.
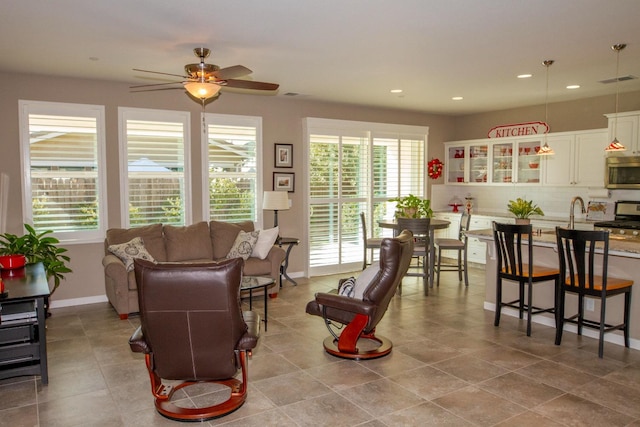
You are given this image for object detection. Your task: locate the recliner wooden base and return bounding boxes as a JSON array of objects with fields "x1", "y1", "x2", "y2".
[
  {"x1": 145, "y1": 351, "x2": 250, "y2": 422},
  {"x1": 322, "y1": 334, "x2": 393, "y2": 360}
]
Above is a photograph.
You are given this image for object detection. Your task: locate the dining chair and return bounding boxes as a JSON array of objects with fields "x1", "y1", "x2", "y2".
[
  {"x1": 555, "y1": 227, "x2": 633, "y2": 358},
  {"x1": 360, "y1": 212, "x2": 383, "y2": 270},
  {"x1": 493, "y1": 222, "x2": 560, "y2": 336},
  {"x1": 435, "y1": 211, "x2": 471, "y2": 287},
  {"x1": 397, "y1": 217, "x2": 431, "y2": 295}
]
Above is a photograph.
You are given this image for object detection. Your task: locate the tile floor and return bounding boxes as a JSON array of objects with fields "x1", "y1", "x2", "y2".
[{"x1": 2, "y1": 266, "x2": 640, "y2": 426}]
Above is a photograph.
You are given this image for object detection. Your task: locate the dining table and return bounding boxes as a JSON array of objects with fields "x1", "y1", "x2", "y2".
[{"x1": 378, "y1": 218, "x2": 451, "y2": 289}]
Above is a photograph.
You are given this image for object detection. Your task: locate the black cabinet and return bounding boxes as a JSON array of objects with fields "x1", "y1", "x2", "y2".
[{"x1": 0, "y1": 264, "x2": 50, "y2": 384}]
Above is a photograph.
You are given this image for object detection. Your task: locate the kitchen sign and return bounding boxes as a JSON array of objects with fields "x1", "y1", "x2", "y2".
[{"x1": 488, "y1": 121, "x2": 548, "y2": 138}]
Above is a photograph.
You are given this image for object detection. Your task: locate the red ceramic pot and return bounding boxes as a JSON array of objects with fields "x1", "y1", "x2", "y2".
[{"x1": 0, "y1": 254, "x2": 26, "y2": 270}]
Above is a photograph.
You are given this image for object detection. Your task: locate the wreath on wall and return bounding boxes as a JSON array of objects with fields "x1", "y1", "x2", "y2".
[{"x1": 428, "y1": 158, "x2": 444, "y2": 180}]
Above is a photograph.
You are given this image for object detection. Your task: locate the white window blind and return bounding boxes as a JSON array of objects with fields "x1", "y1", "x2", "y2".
[
  {"x1": 119, "y1": 108, "x2": 189, "y2": 227},
  {"x1": 204, "y1": 114, "x2": 260, "y2": 223},
  {"x1": 306, "y1": 119, "x2": 428, "y2": 274},
  {"x1": 19, "y1": 101, "x2": 106, "y2": 242}
]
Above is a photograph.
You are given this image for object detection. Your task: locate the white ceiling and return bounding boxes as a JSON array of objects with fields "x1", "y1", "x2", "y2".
[{"x1": 2, "y1": 0, "x2": 639, "y2": 115}]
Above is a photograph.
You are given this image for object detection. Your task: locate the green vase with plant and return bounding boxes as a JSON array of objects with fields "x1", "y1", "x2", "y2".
[
  {"x1": 0, "y1": 224, "x2": 72, "y2": 294},
  {"x1": 391, "y1": 194, "x2": 433, "y2": 218},
  {"x1": 507, "y1": 198, "x2": 544, "y2": 223}
]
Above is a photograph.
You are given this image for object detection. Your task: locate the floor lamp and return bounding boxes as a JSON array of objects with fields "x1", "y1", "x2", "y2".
[{"x1": 262, "y1": 191, "x2": 290, "y2": 228}]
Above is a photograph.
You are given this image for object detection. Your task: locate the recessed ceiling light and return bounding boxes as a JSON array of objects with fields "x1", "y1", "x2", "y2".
[
  {"x1": 390, "y1": 89, "x2": 403, "y2": 94},
  {"x1": 452, "y1": 96, "x2": 463, "y2": 101},
  {"x1": 566, "y1": 84, "x2": 580, "y2": 89},
  {"x1": 517, "y1": 74, "x2": 532, "y2": 79}
]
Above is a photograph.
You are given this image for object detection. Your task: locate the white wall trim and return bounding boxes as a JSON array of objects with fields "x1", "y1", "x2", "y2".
[{"x1": 50, "y1": 294, "x2": 108, "y2": 309}]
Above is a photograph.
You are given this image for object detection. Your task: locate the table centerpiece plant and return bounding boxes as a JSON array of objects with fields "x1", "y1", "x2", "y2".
[
  {"x1": 507, "y1": 198, "x2": 544, "y2": 224},
  {"x1": 0, "y1": 224, "x2": 72, "y2": 295},
  {"x1": 391, "y1": 194, "x2": 433, "y2": 218}
]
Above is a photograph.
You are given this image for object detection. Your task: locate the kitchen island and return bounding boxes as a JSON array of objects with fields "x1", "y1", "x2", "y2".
[{"x1": 467, "y1": 227, "x2": 640, "y2": 350}]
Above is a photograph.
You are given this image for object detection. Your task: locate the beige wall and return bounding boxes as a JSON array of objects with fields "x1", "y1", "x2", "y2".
[
  {"x1": 3, "y1": 69, "x2": 638, "y2": 304},
  {"x1": 452, "y1": 89, "x2": 640, "y2": 141},
  {"x1": 0, "y1": 71, "x2": 455, "y2": 303}
]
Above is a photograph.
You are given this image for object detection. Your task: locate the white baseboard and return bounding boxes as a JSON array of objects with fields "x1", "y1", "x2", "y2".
[
  {"x1": 49, "y1": 294, "x2": 109, "y2": 309},
  {"x1": 483, "y1": 301, "x2": 639, "y2": 351}
]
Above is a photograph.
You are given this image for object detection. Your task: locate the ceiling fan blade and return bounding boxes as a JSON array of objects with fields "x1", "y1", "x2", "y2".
[
  {"x1": 223, "y1": 79, "x2": 279, "y2": 91},
  {"x1": 130, "y1": 87, "x2": 185, "y2": 93},
  {"x1": 130, "y1": 82, "x2": 183, "y2": 89},
  {"x1": 133, "y1": 68, "x2": 188, "y2": 79},
  {"x1": 212, "y1": 65, "x2": 252, "y2": 80}
]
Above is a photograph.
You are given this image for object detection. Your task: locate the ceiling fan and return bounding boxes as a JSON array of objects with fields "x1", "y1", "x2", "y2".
[{"x1": 131, "y1": 47, "x2": 279, "y2": 107}]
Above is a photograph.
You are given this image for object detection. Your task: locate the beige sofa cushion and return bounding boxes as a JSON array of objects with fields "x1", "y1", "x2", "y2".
[
  {"x1": 106, "y1": 223, "x2": 167, "y2": 262},
  {"x1": 164, "y1": 222, "x2": 213, "y2": 261},
  {"x1": 210, "y1": 220, "x2": 255, "y2": 259}
]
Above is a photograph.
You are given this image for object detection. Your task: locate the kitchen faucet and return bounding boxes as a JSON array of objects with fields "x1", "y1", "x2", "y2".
[{"x1": 569, "y1": 196, "x2": 586, "y2": 229}]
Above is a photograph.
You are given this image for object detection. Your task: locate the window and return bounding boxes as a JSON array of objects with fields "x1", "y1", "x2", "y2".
[
  {"x1": 19, "y1": 100, "x2": 106, "y2": 242},
  {"x1": 305, "y1": 118, "x2": 428, "y2": 274},
  {"x1": 203, "y1": 114, "x2": 261, "y2": 223},
  {"x1": 119, "y1": 108, "x2": 190, "y2": 227}
]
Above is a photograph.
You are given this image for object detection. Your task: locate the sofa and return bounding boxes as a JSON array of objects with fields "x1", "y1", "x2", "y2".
[{"x1": 102, "y1": 220, "x2": 286, "y2": 319}]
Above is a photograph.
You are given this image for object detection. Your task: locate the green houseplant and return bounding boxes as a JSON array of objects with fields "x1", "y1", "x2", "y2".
[
  {"x1": 0, "y1": 224, "x2": 72, "y2": 294},
  {"x1": 391, "y1": 194, "x2": 433, "y2": 218},
  {"x1": 507, "y1": 198, "x2": 544, "y2": 222}
]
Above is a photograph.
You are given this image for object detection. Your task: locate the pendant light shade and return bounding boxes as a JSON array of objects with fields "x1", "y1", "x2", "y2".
[
  {"x1": 605, "y1": 43, "x2": 627, "y2": 152},
  {"x1": 538, "y1": 60, "x2": 555, "y2": 156}
]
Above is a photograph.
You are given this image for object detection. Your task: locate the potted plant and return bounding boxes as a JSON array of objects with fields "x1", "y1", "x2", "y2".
[
  {"x1": 0, "y1": 224, "x2": 72, "y2": 294},
  {"x1": 507, "y1": 198, "x2": 544, "y2": 224},
  {"x1": 391, "y1": 194, "x2": 433, "y2": 218}
]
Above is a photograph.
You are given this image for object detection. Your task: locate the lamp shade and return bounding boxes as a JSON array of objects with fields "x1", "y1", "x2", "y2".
[
  {"x1": 184, "y1": 81, "x2": 221, "y2": 100},
  {"x1": 262, "y1": 191, "x2": 290, "y2": 211}
]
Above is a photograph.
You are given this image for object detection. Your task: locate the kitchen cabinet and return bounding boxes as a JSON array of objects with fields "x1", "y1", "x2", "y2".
[
  {"x1": 606, "y1": 111, "x2": 640, "y2": 155},
  {"x1": 445, "y1": 145, "x2": 466, "y2": 184},
  {"x1": 467, "y1": 215, "x2": 495, "y2": 264},
  {"x1": 542, "y1": 130, "x2": 607, "y2": 186}
]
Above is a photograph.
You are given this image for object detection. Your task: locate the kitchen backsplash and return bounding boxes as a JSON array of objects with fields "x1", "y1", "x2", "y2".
[{"x1": 431, "y1": 184, "x2": 640, "y2": 218}]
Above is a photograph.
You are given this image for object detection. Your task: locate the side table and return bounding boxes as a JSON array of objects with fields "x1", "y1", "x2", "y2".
[
  {"x1": 277, "y1": 237, "x2": 299, "y2": 287},
  {"x1": 241, "y1": 276, "x2": 275, "y2": 331}
]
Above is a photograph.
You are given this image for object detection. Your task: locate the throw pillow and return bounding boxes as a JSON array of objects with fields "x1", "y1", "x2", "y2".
[
  {"x1": 251, "y1": 226, "x2": 279, "y2": 259},
  {"x1": 353, "y1": 265, "x2": 380, "y2": 299},
  {"x1": 226, "y1": 230, "x2": 260, "y2": 261},
  {"x1": 108, "y1": 237, "x2": 156, "y2": 272},
  {"x1": 338, "y1": 277, "x2": 356, "y2": 298}
]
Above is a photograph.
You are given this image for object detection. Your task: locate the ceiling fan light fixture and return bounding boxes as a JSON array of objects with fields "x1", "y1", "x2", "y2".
[{"x1": 184, "y1": 81, "x2": 221, "y2": 100}]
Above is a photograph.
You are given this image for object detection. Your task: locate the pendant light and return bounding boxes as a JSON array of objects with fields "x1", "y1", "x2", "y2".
[
  {"x1": 605, "y1": 43, "x2": 627, "y2": 152},
  {"x1": 537, "y1": 60, "x2": 555, "y2": 155}
]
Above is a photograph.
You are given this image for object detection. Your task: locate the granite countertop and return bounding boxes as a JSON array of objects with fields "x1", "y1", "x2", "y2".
[
  {"x1": 434, "y1": 209, "x2": 591, "y2": 225},
  {"x1": 467, "y1": 228, "x2": 640, "y2": 258}
]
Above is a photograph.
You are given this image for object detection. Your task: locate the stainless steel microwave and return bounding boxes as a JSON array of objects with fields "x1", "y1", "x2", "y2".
[{"x1": 606, "y1": 156, "x2": 640, "y2": 189}]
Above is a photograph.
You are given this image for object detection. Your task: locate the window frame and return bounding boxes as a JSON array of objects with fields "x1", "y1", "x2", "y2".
[
  {"x1": 201, "y1": 113, "x2": 264, "y2": 226},
  {"x1": 118, "y1": 107, "x2": 192, "y2": 228},
  {"x1": 18, "y1": 100, "x2": 107, "y2": 243},
  {"x1": 304, "y1": 117, "x2": 429, "y2": 275}
]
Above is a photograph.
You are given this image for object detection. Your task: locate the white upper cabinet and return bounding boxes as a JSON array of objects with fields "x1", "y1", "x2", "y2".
[
  {"x1": 606, "y1": 111, "x2": 640, "y2": 155},
  {"x1": 542, "y1": 130, "x2": 607, "y2": 186},
  {"x1": 446, "y1": 129, "x2": 607, "y2": 187}
]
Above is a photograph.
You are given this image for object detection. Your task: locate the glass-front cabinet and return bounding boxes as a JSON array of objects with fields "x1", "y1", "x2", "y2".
[
  {"x1": 446, "y1": 145, "x2": 466, "y2": 184},
  {"x1": 492, "y1": 143, "x2": 513, "y2": 183},
  {"x1": 515, "y1": 140, "x2": 542, "y2": 184},
  {"x1": 469, "y1": 143, "x2": 488, "y2": 183}
]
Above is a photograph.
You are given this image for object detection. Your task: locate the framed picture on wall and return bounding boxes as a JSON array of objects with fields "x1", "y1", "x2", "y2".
[
  {"x1": 273, "y1": 172, "x2": 295, "y2": 192},
  {"x1": 274, "y1": 143, "x2": 293, "y2": 168}
]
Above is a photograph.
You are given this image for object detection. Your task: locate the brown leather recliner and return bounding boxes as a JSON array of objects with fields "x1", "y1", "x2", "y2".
[
  {"x1": 129, "y1": 258, "x2": 260, "y2": 422},
  {"x1": 305, "y1": 230, "x2": 414, "y2": 360}
]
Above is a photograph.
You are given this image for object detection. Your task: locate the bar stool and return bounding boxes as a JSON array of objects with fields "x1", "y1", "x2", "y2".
[
  {"x1": 360, "y1": 212, "x2": 383, "y2": 270},
  {"x1": 492, "y1": 222, "x2": 560, "y2": 336},
  {"x1": 555, "y1": 227, "x2": 633, "y2": 358},
  {"x1": 435, "y1": 212, "x2": 471, "y2": 287}
]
